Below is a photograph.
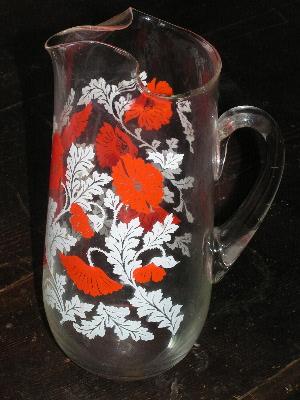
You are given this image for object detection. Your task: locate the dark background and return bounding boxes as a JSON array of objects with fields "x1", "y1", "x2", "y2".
[{"x1": 0, "y1": 1, "x2": 299, "y2": 399}]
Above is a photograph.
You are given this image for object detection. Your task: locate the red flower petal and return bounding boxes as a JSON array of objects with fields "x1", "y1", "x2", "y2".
[
  {"x1": 70, "y1": 203, "x2": 94, "y2": 239},
  {"x1": 96, "y1": 122, "x2": 138, "y2": 169},
  {"x1": 49, "y1": 133, "x2": 64, "y2": 191},
  {"x1": 59, "y1": 254, "x2": 123, "y2": 297},
  {"x1": 133, "y1": 263, "x2": 166, "y2": 283},
  {"x1": 112, "y1": 154, "x2": 164, "y2": 214},
  {"x1": 61, "y1": 103, "x2": 93, "y2": 149},
  {"x1": 147, "y1": 78, "x2": 173, "y2": 96},
  {"x1": 124, "y1": 78, "x2": 173, "y2": 131}
]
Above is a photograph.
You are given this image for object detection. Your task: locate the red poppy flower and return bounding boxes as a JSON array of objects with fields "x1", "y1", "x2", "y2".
[
  {"x1": 59, "y1": 254, "x2": 123, "y2": 297},
  {"x1": 49, "y1": 132, "x2": 64, "y2": 191},
  {"x1": 133, "y1": 263, "x2": 166, "y2": 283},
  {"x1": 112, "y1": 154, "x2": 164, "y2": 214},
  {"x1": 119, "y1": 205, "x2": 180, "y2": 231},
  {"x1": 69, "y1": 203, "x2": 94, "y2": 239},
  {"x1": 124, "y1": 78, "x2": 173, "y2": 131},
  {"x1": 147, "y1": 78, "x2": 173, "y2": 96},
  {"x1": 61, "y1": 103, "x2": 93, "y2": 150},
  {"x1": 96, "y1": 122, "x2": 138, "y2": 169}
]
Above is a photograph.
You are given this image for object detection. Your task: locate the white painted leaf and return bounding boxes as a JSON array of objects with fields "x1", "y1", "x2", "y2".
[
  {"x1": 176, "y1": 99, "x2": 195, "y2": 153},
  {"x1": 105, "y1": 218, "x2": 143, "y2": 285},
  {"x1": 139, "y1": 71, "x2": 148, "y2": 86},
  {"x1": 114, "y1": 94, "x2": 132, "y2": 119},
  {"x1": 66, "y1": 144, "x2": 94, "y2": 189},
  {"x1": 61, "y1": 295, "x2": 94, "y2": 323},
  {"x1": 163, "y1": 186, "x2": 174, "y2": 203},
  {"x1": 151, "y1": 255, "x2": 178, "y2": 269},
  {"x1": 163, "y1": 169, "x2": 175, "y2": 180},
  {"x1": 134, "y1": 128, "x2": 142, "y2": 140},
  {"x1": 151, "y1": 140, "x2": 161, "y2": 149},
  {"x1": 129, "y1": 287, "x2": 184, "y2": 335},
  {"x1": 166, "y1": 138, "x2": 179, "y2": 150},
  {"x1": 167, "y1": 233, "x2": 192, "y2": 257},
  {"x1": 177, "y1": 99, "x2": 191, "y2": 113},
  {"x1": 47, "y1": 198, "x2": 57, "y2": 224},
  {"x1": 78, "y1": 78, "x2": 114, "y2": 106},
  {"x1": 104, "y1": 304, "x2": 154, "y2": 341},
  {"x1": 147, "y1": 151, "x2": 165, "y2": 168},
  {"x1": 44, "y1": 273, "x2": 66, "y2": 316},
  {"x1": 55, "y1": 273, "x2": 67, "y2": 297},
  {"x1": 172, "y1": 176, "x2": 195, "y2": 190},
  {"x1": 46, "y1": 221, "x2": 77, "y2": 262},
  {"x1": 74, "y1": 310, "x2": 108, "y2": 339},
  {"x1": 185, "y1": 206, "x2": 194, "y2": 223},
  {"x1": 74, "y1": 302, "x2": 154, "y2": 341},
  {"x1": 164, "y1": 152, "x2": 184, "y2": 170},
  {"x1": 147, "y1": 151, "x2": 183, "y2": 170},
  {"x1": 44, "y1": 285, "x2": 57, "y2": 308},
  {"x1": 88, "y1": 213, "x2": 104, "y2": 233},
  {"x1": 60, "y1": 88, "x2": 75, "y2": 128},
  {"x1": 143, "y1": 214, "x2": 179, "y2": 249},
  {"x1": 70, "y1": 171, "x2": 112, "y2": 212},
  {"x1": 103, "y1": 189, "x2": 120, "y2": 211},
  {"x1": 44, "y1": 284, "x2": 63, "y2": 313}
]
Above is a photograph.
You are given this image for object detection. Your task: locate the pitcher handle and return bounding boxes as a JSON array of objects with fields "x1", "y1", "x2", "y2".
[{"x1": 213, "y1": 106, "x2": 285, "y2": 282}]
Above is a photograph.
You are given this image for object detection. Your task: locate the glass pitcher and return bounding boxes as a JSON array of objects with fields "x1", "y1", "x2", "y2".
[{"x1": 43, "y1": 8, "x2": 284, "y2": 380}]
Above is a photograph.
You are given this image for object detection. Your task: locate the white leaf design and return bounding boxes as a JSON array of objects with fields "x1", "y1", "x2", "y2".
[
  {"x1": 172, "y1": 176, "x2": 194, "y2": 190},
  {"x1": 177, "y1": 99, "x2": 195, "y2": 153},
  {"x1": 167, "y1": 233, "x2": 192, "y2": 257},
  {"x1": 60, "y1": 88, "x2": 75, "y2": 128},
  {"x1": 164, "y1": 152, "x2": 184, "y2": 170},
  {"x1": 147, "y1": 151, "x2": 183, "y2": 170},
  {"x1": 66, "y1": 144, "x2": 94, "y2": 185},
  {"x1": 129, "y1": 287, "x2": 184, "y2": 335},
  {"x1": 44, "y1": 273, "x2": 66, "y2": 315},
  {"x1": 139, "y1": 71, "x2": 148, "y2": 86},
  {"x1": 47, "y1": 198, "x2": 57, "y2": 224},
  {"x1": 70, "y1": 171, "x2": 112, "y2": 212},
  {"x1": 151, "y1": 140, "x2": 161, "y2": 149},
  {"x1": 147, "y1": 151, "x2": 165, "y2": 167},
  {"x1": 166, "y1": 138, "x2": 179, "y2": 150},
  {"x1": 163, "y1": 186, "x2": 174, "y2": 203},
  {"x1": 44, "y1": 285, "x2": 59, "y2": 310},
  {"x1": 74, "y1": 302, "x2": 154, "y2": 341},
  {"x1": 55, "y1": 273, "x2": 67, "y2": 297},
  {"x1": 78, "y1": 78, "x2": 115, "y2": 106},
  {"x1": 151, "y1": 255, "x2": 178, "y2": 269},
  {"x1": 46, "y1": 222, "x2": 77, "y2": 260},
  {"x1": 114, "y1": 94, "x2": 132, "y2": 119},
  {"x1": 105, "y1": 218, "x2": 143, "y2": 285},
  {"x1": 134, "y1": 128, "x2": 142, "y2": 140},
  {"x1": 88, "y1": 213, "x2": 104, "y2": 233},
  {"x1": 143, "y1": 214, "x2": 179, "y2": 249},
  {"x1": 61, "y1": 295, "x2": 94, "y2": 323},
  {"x1": 103, "y1": 189, "x2": 120, "y2": 211},
  {"x1": 185, "y1": 207, "x2": 194, "y2": 223}
]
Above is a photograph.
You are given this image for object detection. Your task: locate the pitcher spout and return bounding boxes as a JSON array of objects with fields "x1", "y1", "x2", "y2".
[
  {"x1": 46, "y1": 8, "x2": 221, "y2": 99},
  {"x1": 45, "y1": 7, "x2": 134, "y2": 52}
]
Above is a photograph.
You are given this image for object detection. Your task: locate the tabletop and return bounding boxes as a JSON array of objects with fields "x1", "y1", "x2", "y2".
[{"x1": 0, "y1": 1, "x2": 299, "y2": 399}]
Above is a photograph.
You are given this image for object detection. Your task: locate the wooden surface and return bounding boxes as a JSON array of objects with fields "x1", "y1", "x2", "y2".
[{"x1": 0, "y1": 0, "x2": 299, "y2": 399}]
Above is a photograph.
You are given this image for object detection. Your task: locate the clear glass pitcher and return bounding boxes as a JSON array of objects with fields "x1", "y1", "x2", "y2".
[{"x1": 43, "y1": 8, "x2": 284, "y2": 380}]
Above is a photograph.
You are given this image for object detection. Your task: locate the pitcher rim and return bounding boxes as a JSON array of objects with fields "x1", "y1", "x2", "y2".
[{"x1": 45, "y1": 7, "x2": 222, "y2": 100}]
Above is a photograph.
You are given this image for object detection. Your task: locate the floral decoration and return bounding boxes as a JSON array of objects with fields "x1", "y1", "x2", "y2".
[{"x1": 44, "y1": 72, "x2": 195, "y2": 342}]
